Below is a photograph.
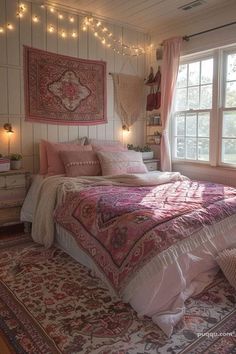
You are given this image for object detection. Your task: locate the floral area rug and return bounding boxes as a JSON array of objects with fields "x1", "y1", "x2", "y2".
[{"x1": 0, "y1": 234, "x2": 235, "y2": 354}]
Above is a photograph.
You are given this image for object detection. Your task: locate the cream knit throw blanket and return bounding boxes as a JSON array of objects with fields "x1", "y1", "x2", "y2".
[{"x1": 31, "y1": 172, "x2": 186, "y2": 248}]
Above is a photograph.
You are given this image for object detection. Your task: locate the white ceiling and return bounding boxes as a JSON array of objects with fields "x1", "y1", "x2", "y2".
[{"x1": 41, "y1": 0, "x2": 233, "y2": 33}]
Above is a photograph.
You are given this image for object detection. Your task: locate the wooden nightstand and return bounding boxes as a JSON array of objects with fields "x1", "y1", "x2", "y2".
[
  {"x1": 143, "y1": 159, "x2": 160, "y2": 171},
  {"x1": 0, "y1": 170, "x2": 30, "y2": 227}
]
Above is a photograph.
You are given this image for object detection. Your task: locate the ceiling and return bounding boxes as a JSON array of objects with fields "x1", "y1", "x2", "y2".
[{"x1": 40, "y1": 0, "x2": 233, "y2": 33}]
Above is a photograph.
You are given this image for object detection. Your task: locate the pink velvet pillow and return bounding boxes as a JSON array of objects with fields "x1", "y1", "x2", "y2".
[
  {"x1": 60, "y1": 151, "x2": 102, "y2": 177},
  {"x1": 46, "y1": 142, "x2": 92, "y2": 176},
  {"x1": 97, "y1": 151, "x2": 148, "y2": 175},
  {"x1": 39, "y1": 138, "x2": 87, "y2": 175}
]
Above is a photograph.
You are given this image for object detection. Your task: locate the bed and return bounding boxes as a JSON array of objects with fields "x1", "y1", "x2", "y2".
[{"x1": 21, "y1": 171, "x2": 236, "y2": 337}]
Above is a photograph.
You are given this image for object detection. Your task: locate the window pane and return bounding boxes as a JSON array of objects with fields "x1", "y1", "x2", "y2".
[
  {"x1": 186, "y1": 113, "x2": 197, "y2": 136},
  {"x1": 188, "y1": 86, "x2": 199, "y2": 109},
  {"x1": 175, "y1": 88, "x2": 187, "y2": 110},
  {"x1": 198, "y1": 138, "x2": 209, "y2": 161},
  {"x1": 200, "y1": 85, "x2": 212, "y2": 109},
  {"x1": 176, "y1": 114, "x2": 185, "y2": 135},
  {"x1": 186, "y1": 138, "x2": 197, "y2": 159},
  {"x1": 177, "y1": 64, "x2": 187, "y2": 88},
  {"x1": 223, "y1": 111, "x2": 236, "y2": 137},
  {"x1": 188, "y1": 61, "x2": 200, "y2": 86},
  {"x1": 227, "y1": 53, "x2": 236, "y2": 81},
  {"x1": 222, "y1": 139, "x2": 236, "y2": 164},
  {"x1": 201, "y1": 59, "x2": 213, "y2": 84},
  {"x1": 198, "y1": 113, "x2": 210, "y2": 137},
  {"x1": 175, "y1": 138, "x2": 185, "y2": 158},
  {"x1": 225, "y1": 81, "x2": 236, "y2": 107}
]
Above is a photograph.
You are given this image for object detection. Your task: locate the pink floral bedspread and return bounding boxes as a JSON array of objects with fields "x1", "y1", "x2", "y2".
[{"x1": 54, "y1": 180, "x2": 236, "y2": 294}]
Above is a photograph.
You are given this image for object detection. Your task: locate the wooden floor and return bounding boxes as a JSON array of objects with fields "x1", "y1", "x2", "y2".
[{"x1": 0, "y1": 224, "x2": 24, "y2": 238}]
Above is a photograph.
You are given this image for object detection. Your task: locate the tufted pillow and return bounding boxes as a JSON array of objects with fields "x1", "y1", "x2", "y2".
[
  {"x1": 46, "y1": 142, "x2": 92, "y2": 176},
  {"x1": 60, "y1": 151, "x2": 101, "y2": 177},
  {"x1": 97, "y1": 151, "x2": 148, "y2": 176},
  {"x1": 39, "y1": 137, "x2": 87, "y2": 175},
  {"x1": 216, "y1": 248, "x2": 236, "y2": 289}
]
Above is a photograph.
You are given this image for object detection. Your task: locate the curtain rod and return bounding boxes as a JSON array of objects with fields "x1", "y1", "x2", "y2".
[{"x1": 182, "y1": 21, "x2": 236, "y2": 41}]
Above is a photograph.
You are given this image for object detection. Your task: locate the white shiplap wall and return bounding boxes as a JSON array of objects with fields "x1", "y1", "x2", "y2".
[{"x1": 0, "y1": 0, "x2": 147, "y2": 173}]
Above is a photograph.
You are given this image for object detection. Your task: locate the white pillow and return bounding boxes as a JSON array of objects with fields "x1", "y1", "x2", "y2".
[{"x1": 216, "y1": 248, "x2": 236, "y2": 289}]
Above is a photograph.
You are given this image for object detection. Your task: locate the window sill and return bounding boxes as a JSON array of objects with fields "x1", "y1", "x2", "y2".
[{"x1": 172, "y1": 160, "x2": 236, "y2": 172}]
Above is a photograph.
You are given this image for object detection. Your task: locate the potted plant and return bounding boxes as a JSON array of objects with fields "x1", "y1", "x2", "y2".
[
  {"x1": 127, "y1": 144, "x2": 154, "y2": 160},
  {"x1": 9, "y1": 153, "x2": 23, "y2": 170}
]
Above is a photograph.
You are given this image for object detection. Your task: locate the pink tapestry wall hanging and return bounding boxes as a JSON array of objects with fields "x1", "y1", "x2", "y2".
[{"x1": 24, "y1": 46, "x2": 107, "y2": 125}]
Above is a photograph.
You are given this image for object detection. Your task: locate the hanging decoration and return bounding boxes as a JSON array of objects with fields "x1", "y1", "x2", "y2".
[
  {"x1": 24, "y1": 46, "x2": 107, "y2": 125},
  {"x1": 0, "y1": 2, "x2": 152, "y2": 57}
]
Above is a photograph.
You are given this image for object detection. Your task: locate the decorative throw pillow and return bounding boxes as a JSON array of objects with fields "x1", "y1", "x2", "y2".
[
  {"x1": 97, "y1": 151, "x2": 148, "y2": 175},
  {"x1": 46, "y1": 143, "x2": 92, "y2": 176},
  {"x1": 39, "y1": 137, "x2": 87, "y2": 175},
  {"x1": 216, "y1": 248, "x2": 236, "y2": 290},
  {"x1": 60, "y1": 151, "x2": 102, "y2": 177}
]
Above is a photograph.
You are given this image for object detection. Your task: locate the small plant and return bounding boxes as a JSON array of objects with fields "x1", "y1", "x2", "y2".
[
  {"x1": 9, "y1": 153, "x2": 22, "y2": 161},
  {"x1": 127, "y1": 144, "x2": 152, "y2": 152}
]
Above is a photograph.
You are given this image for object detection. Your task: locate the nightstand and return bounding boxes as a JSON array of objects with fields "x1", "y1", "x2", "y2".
[
  {"x1": 143, "y1": 159, "x2": 160, "y2": 171},
  {"x1": 0, "y1": 170, "x2": 30, "y2": 227}
]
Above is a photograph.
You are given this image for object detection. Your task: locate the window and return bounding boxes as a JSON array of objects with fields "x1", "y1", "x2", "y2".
[{"x1": 172, "y1": 47, "x2": 236, "y2": 167}]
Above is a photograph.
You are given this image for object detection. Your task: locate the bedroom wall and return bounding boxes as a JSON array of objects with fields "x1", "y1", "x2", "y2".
[
  {"x1": 0, "y1": 0, "x2": 148, "y2": 173},
  {"x1": 150, "y1": 1, "x2": 236, "y2": 187}
]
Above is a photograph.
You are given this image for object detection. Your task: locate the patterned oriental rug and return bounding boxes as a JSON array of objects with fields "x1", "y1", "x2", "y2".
[{"x1": 0, "y1": 234, "x2": 235, "y2": 354}]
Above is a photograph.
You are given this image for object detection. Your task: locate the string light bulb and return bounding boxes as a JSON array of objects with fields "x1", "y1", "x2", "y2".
[
  {"x1": 69, "y1": 17, "x2": 74, "y2": 22},
  {"x1": 72, "y1": 31, "x2": 77, "y2": 38},
  {"x1": 50, "y1": 7, "x2": 54, "y2": 13},
  {"x1": 82, "y1": 25, "x2": 87, "y2": 31},
  {"x1": 61, "y1": 30, "x2": 66, "y2": 38},
  {"x1": 58, "y1": 14, "x2": 63, "y2": 19},
  {"x1": 0, "y1": 27, "x2": 4, "y2": 33},
  {"x1": 7, "y1": 23, "x2": 13, "y2": 30},
  {"x1": 32, "y1": 15, "x2": 39, "y2": 23},
  {"x1": 48, "y1": 25, "x2": 55, "y2": 33}
]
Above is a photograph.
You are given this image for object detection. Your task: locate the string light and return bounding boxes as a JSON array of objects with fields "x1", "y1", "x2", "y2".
[
  {"x1": 81, "y1": 15, "x2": 146, "y2": 56},
  {"x1": 0, "y1": 4, "x2": 149, "y2": 57}
]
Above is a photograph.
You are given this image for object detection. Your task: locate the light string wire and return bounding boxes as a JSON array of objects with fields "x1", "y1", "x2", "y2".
[{"x1": 0, "y1": 2, "x2": 153, "y2": 57}]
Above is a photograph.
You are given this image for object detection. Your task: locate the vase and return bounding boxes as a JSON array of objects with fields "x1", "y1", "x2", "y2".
[{"x1": 10, "y1": 160, "x2": 22, "y2": 170}]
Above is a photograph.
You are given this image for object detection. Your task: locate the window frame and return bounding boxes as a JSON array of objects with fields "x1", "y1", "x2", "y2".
[
  {"x1": 172, "y1": 51, "x2": 216, "y2": 165},
  {"x1": 172, "y1": 46, "x2": 236, "y2": 168},
  {"x1": 219, "y1": 47, "x2": 236, "y2": 168}
]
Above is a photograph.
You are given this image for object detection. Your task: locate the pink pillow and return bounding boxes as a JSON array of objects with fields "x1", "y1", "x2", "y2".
[
  {"x1": 39, "y1": 138, "x2": 87, "y2": 175},
  {"x1": 97, "y1": 151, "x2": 148, "y2": 175},
  {"x1": 60, "y1": 151, "x2": 102, "y2": 177},
  {"x1": 92, "y1": 143, "x2": 127, "y2": 152},
  {"x1": 46, "y1": 142, "x2": 92, "y2": 176}
]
